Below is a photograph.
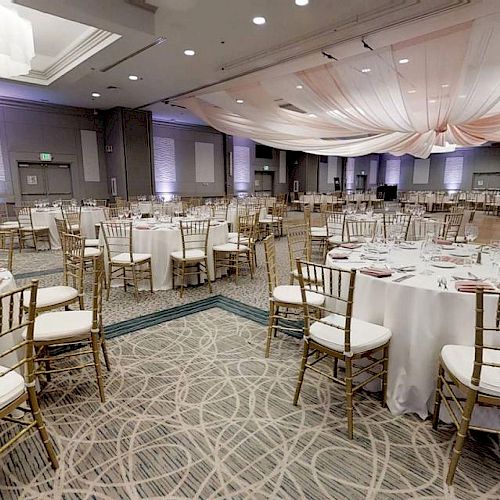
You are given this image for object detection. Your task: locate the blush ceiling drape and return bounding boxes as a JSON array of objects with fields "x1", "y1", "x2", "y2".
[{"x1": 179, "y1": 13, "x2": 500, "y2": 158}]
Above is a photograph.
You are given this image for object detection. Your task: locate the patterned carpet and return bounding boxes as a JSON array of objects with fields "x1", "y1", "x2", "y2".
[{"x1": 0, "y1": 226, "x2": 499, "y2": 499}]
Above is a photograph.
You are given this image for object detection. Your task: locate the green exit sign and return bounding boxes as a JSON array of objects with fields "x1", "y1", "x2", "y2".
[
  {"x1": 39, "y1": 152, "x2": 52, "y2": 161},
  {"x1": 263, "y1": 165, "x2": 269, "y2": 171}
]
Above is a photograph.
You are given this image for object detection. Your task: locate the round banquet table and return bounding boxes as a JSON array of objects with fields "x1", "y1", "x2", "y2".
[
  {"x1": 103, "y1": 219, "x2": 229, "y2": 291},
  {"x1": 0, "y1": 271, "x2": 21, "y2": 368},
  {"x1": 30, "y1": 208, "x2": 106, "y2": 249},
  {"x1": 325, "y1": 243, "x2": 500, "y2": 426}
]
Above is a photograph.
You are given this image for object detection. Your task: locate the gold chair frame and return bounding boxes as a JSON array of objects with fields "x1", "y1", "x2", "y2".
[
  {"x1": 0, "y1": 230, "x2": 14, "y2": 271},
  {"x1": 15, "y1": 207, "x2": 51, "y2": 251}
]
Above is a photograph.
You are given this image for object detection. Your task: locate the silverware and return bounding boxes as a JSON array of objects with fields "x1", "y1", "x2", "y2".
[{"x1": 393, "y1": 274, "x2": 415, "y2": 282}]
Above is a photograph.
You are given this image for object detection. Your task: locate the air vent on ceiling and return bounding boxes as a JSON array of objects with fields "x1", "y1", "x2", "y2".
[
  {"x1": 100, "y1": 37, "x2": 167, "y2": 72},
  {"x1": 107, "y1": 85, "x2": 119, "y2": 90},
  {"x1": 279, "y1": 103, "x2": 307, "y2": 114}
]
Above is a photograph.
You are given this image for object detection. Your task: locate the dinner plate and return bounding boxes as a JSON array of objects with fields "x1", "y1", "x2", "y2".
[
  {"x1": 449, "y1": 250, "x2": 473, "y2": 258},
  {"x1": 364, "y1": 254, "x2": 387, "y2": 261},
  {"x1": 432, "y1": 261, "x2": 457, "y2": 268},
  {"x1": 399, "y1": 243, "x2": 416, "y2": 250},
  {"x1": 440, "y1": 244, "x2": 457, "y2": 250}
]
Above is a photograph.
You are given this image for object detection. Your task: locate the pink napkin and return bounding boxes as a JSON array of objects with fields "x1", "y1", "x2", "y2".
[
  {"x1": 440, "y1": 255, "x2": 465, "y2": 265},
  {"x1": 135, "y1": 224, "x2": 151, "y2": 230},
  {"x1": 360, "y1": 267, "x2": 392, "y2": 278},
  {"x1": 455, "y1": 280, "x2": 495, "y2": 293},
  {"x1": 433, "y1": 238, "x2": 452, "y2": 246},
  {"x1": 340, "y1": 243, "x2": 362, "y2": 249},
  {"x1": 329, "y1": 252, "x2": 349, "y2": 259}
]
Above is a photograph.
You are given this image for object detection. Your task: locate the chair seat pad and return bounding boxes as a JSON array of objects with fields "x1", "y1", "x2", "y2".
[
  {"x1": 441, "y1": 345, "x2": 500, "y2": 397},
  {"x1": 311, "y1": 227, "x2": 327, "y2": 237},
  {"x1": 213, "y1": 243, "x2": 250, "y2": 252},
  {"x1": 70, "y1": 224, "x2": 80, "y2": 231},
  {"x1": 22, "y1": 226, "x2": 48, "y2": 232},
  {"x1": 228, "y1": 232, "x2": 238, "y2": 239},
  {"x1": 260, "y1": 217, "x2": 282, "y2": 223},
  {"x1": 0, "y1": 221, "x2": 19, "y2": 227},
  {"x1": 24, "y1": 286, "x2": 78, "y2": 309},
  {"x1": 272, "y1": 285, "x2": 324, "y2": 306},
  {"x1": 85, "y1": 238, "x2": 100, "y2": 247},
  {"x1": 111, "y1": 252, "x2": 151, "y2": 264},
  {"x1": 32, "y1": 311, "x2": 93, "y2": 341},
  {"x1": 310, "y1": 314, "x2": 391, "y2": 354},
  {"x1": 328, "y1": 235, "x2": 344, "y2": 244},
  {"x1": 84, "y1": 247, "x2": 102, "y2": 258},
  {"x1": 228, "y1": 236, "x2": 251, "y2": 244},
  {"x1": 0, "y1": 366, "x2": 25, "y2": 409},
  {"x1": 171, "y1": 249, "x2": 206, "y2": 261}
]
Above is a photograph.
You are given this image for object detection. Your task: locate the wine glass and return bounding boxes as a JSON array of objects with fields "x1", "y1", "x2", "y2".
[
  {"x1": 420, "y1": 239, "x2": 433, "y2": 275},
  {"x1": 464, "y1": 224, "x2": 479, "y2": 244}
]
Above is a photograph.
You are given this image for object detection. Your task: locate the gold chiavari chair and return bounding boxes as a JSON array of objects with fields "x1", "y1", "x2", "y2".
[
  {"x1": 326, "y1": 212, "x2": 347, "y2": 250},
  {"x1": 260, "y1": 202, "x2": 286, "y2": 238},
  {"x1": 382, "y1": 213, "x2": 412, "y2": 240},
  {"x1": 409, "y1": 219, "x2": 447, "y2": 241},
  {"x1": 0, "y1": 230, "x2": 14, "y2": 271},
  {"x1": 432, "y1": 289, "x2": 500, "y2": 485},
  {"x1": 286, "y1": 224, "x2": 312, "y2": 285},
  {"x1": 0, "y1": 280, "x2": 58, "y2": 469},
  {"x1": 263, "y1": 235, "x2": 324, "y2": 358},
  {"x1": 94, "y1": 199, "x2": 108, "y2": 207},
  {"x1": 211, "y1": 204, "x2": 228, "y2": 221},
  {"x1": 30, "y1": 255, "x2": 110, "y2": 402},
  {"x1": 0, "y1": 202, "x2": 19, "y2": 232},
  {"x1": 442, "y1": 212, "x2": 464, "y2": 242},
  {"x1": 171, "y1": 219, "x2": 211, "y2": 297},
  {"x1": 293, "y1": 260, "x2": 392, "y2": 438},
  {"x1": 101, "y1": 221, "x2": 153, "y2": 300},
  {"x1": 62, "y1": 206, "x2": 81, "y2": 234},
  {"x1": 56, "y1": 217, "x2": 100, "y2": 255},
  {"x1": 345, "y1": 219, "x2": 377, "y2": 243},
  {"x1": 15, "y1": 207, "x2": 51, "y2": 251},
  {"x1": 213, "y1": 213, "x2": 256, "y2": 284}
]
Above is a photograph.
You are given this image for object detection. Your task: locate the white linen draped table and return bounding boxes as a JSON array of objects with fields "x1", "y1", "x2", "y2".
[
  {"x1": 104, "y1": 220, "x2": 228, "y2": 291},
  {"x1": 30, "y1": 208, "x2": 106, "y2": 249},
  {"x1": 325, "y1": 244, "x2": 500, "y2": 425}
]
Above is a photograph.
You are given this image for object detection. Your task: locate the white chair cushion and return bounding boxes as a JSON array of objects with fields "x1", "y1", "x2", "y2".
[
  {"x1": 32, "y1": 311, "x2": 93, "y2": 341},
  {"x1": 311, "y1": 227, "x2": 327, "y2": 237},
  {"x1": 309, "y1": 314, "x2": 391, "y2": 354},
  {"x1": 0, "y1": 366, "x2": 25, "y2": 409},
  {"x1": 84, "y1": 247, "x2": 102, "y2": 258},
  {"x1": 213, "y1": 243, "x2": 250, "y2": 252},
  {"x1": 272, "y1": 285, "x2": 324, "y2": 306},
  {"x1": 260, "y1": 217, "x2": 282, "y2": 223},
  {"x1": 85, "y1": 238, "x2": 100, "y2": 247},
  {"x1": 23, "y1": 226, "x2": 49, "y2": 232},
  {"x1": 228, "y1": 232, "x2": 238, "y2": 239},
  {"x1": 441, "y1": 345, "x2": 500, "y2": 397},
  {"x1": 70, "y1": 224, "x2": 80, "y2": 231},
  {"x1": 228, "y1": 236, "x2": 251, "y2": 244},
  {"x1": 111, "y1": 252, "x2": 151, "y2": 264},
  {"x1": 24, "y1": 286, "x2": 78, "y2": 309},
  {"x1": 0, "y1": 221, "x2": 19, "y2": 227},
  {"x1": 328, "y1": 235, "x2": 344, "y2": 244},
  {"x1": 170, "y1": 249, "x2": 206, "y2": 261}
]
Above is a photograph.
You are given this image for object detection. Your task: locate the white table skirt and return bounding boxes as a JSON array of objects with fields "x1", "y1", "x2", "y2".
[
  {"x1": 104, "y1": 221, "x2": 229, "y2": 291},
  {"x1": 30, "y1": 208, "x2": 105, "y2": 249},
  {"x1": 325, "y1": 245, "x2": 500, "y2": 426}
]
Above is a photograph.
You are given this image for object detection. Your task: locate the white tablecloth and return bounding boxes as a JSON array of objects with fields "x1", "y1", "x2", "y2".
[
  {"x1": 325, "y1": 244, "x2": 500, "y2": 425},
  {"x1": 30, "y1": 208, "x2": 106, "y2": 249},
  {"x1": 103, "y1": 220, "x2": 229, "y2": 291}
]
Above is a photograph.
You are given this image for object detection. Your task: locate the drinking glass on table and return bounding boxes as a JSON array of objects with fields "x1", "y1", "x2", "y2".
[
  {"x1": 464, "y1": 224, "x2": 479, "y2": 244},
  {"x1": 420, "y1": 239, "x2": 433, "y2": 275}
]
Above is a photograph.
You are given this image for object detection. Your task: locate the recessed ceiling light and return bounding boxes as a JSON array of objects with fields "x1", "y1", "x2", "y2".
[
  {"x1": 407, "y1": 89, "x2": 416, "y2": 94},
  {"x1": 361, "y1": 68, "x2": 371, "y2": 73},
  {"x1": 441, "y1": 83, "x2": 449, "y2": 88},
  {"x1": 398, "y1": 58, "x2": 409, "y2": 64},
  {"x1": 295, "y1": 0, "x2": 309, "y2": 5},
  {"x1": 429, "y1": 99, "x2": 437, "y2": 103},
  {"x1": 91, "y1": 92, "x2": 101, "y2": 98},
  {"x1": 236, "y1": 99, "x2": 244, "y2": 104},
  {"x1": 184, "y1": 49, "x2": 195, "y2": 56},
  {"x1": 459, "y1": 94, "x2": 467, "y2": 98},
  {"x1": 296, "y1": 84, "x2": 304, "y2": 89},
  {"x1": 252, "y1": 16, "x2": 266, "y2": 25},
  {"x1": 128, "y1": 75, "x2": 139, "y2": 81},
  {"x1": 308, "y1": 113, "x2": 317, "y2": 118}
]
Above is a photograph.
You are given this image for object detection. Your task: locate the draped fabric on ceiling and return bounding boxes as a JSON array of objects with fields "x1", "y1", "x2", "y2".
[{"x1": 180, "y1": 14, "x2": 500, "y2": 158}]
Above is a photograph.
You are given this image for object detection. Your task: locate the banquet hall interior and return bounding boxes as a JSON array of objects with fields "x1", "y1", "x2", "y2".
[{"x1": 0, "y1": 0, "x2": 500, "y2": 498}]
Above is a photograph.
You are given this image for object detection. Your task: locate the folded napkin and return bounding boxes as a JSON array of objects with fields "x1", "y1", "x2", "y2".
[
  {"x1": 440, "y1": 255, "x2": 465, "y2": 265},
  {"x1": 329, "y1": 252, "x2": 349, "y2": 259},
  {"x1": 135, "y1": 223, "x2": 151, "y2": 230},
  {"x1": 455, "y1": 280, "x2": 495, "y2": 293},
  {"x1": 340, "y1": 243, "x2": 362, "y2": 249},
  {"x1": 433, "y1": 238, "x2": 453, "y2": 246},
  {"x1": 360, "y1": 267, "x2": 392, "y2": 278}
]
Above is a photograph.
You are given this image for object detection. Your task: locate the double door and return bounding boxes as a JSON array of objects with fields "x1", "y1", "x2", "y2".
[
  {"x1": 255, "y1": 172, "x2": 274, "y2": 196},
  {"x1": 18, "y1": 162, "x2": 73, "y2": 202}
]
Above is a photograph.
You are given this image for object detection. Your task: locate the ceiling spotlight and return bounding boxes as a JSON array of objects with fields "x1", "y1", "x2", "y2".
[
  {"x1": 128, "y1": 75, "x2": 139, "y2": 81},
  {"x1": 236, "y1": 99, "x2": 244, "y2": 104},
  {"x1": 429, "y1": 99, "x2": 437, "y2": 103},
  {"x1": 91, "y1": 92, "x2": 101, "y2": 98},
  {"x1": 184, "y1": 49, "x2": 195, "y2": 56},
  {"x1": 407, "y1": 89, "x2": 416, "y2": 94},
  {"x1": 441, "y1": 83, "x2": 449, "y2": 88},
  {"x1": 459, "y1": 94, "x2": 467, "y2": 98},
  {"x1": 296, "y1": 84, "x2": 304, "y2": 89},
  {"x1": 398, "y1": 58, "x2": 409, "y2": 64},
  {"x1": 361, "y1": 68, "x2": 371, "y2": 73},
  {"x1": 295, "y1": 0, "x2": 309, "y2": 5},
  {"x1": 308, "y1": 113, "x2": 317, "y2": 118},
  {"x1": 252, "y1": 16, "x2": 266, "y2": 25}
]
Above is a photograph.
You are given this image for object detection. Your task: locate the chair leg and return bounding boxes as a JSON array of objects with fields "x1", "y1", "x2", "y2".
[
  {"x1": 293, "y1": 340, "x2": 309, "y2": 405},
  {"x1": 149, "y1": 261, "x2": 153, "y2": 293},
  {"x1": 432, "y1": 362, "x2": 444, "y2": 429},
  {"x1": 91, "y1": 332, "x2": 106, "y2": 403},
  {"x1": 171, "y1": 259, "x2": 176, "y2": 290},
  {"x1": 106, "y1": 264, "x2": 112, "y2": 300},
  {"x1": 101, "y1": 337, "x2": 111, "y2": 371},
  {"x1": 345, "y1": 358, "x2": 354, "y2": 439},
  {"x1": 131, "y1": 265, "x2": 139, "y2": 301},
  {"x1": 180, "y1": 261, "x2": 186, "y2": 298},
  {"x1": 265, "y1": 301, "x2": 276, "y2": 358},
  {"x1": 205, "y1": 258, "x2": 212, "y2": 293},
  {"x1": 235, "y1": 252, "x2": 239, "y2": 284},
  {"x1": 333, "y1": 357, "x2": 338, "y2": 379},
  {"x1": 446, "y1": 389, "x2": 477, "y2": 485},
  {"x1": 381, "y1": 345, "x2": 389, "y2": 407},
  {"x1": 248, "y1": 251, "x2": 253, "y2": 279},
  {"x1": 26, "y1": 384, "x2": 59, "y2": 469}
]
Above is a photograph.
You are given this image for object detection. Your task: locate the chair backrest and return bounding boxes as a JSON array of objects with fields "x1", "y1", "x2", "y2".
[
  {"x1": 61, "y1": 232, "x2": 85, "y2": 293},
  {"x1": 101, "y1": 221, "x2": 133, "y2": 262},
  {"x1": 296, "y1": 260, "x2": 356, "y2": 354},
  {"x1": 263, "y1": 234, "x2": 278, "y2": 296},
  {"x1": 235, "y1": 213, "x2": 257, "y2": 247},
  {"x1": 62, "y1": 206, "x2": 81, "y2": 230},
  {"x1": 0, "y1": 230, "x2": 14, "y2": 272},
  {"x1": 0, "y1": 280, "x2": 38, "y2": 390},
  {"x1": 473, "y1": 289, "x2": 500, "y2": 389},
  {"x1": 443, "y1": 213, "x2": 463, "y2": 241},
  {"x1": 383, "y1": 213, "x2": 412, "y2": 240},
  {"x1": 303, "y1": 205, "x2": 312, "y2": 228},
  {"x1": 286, "y1": 224, "x2": 311, "y2": 272},
  {"x1": 15, "y1": 207, "x2": 33, "y2": 229},
  {"x1": 410, "y1": 219, "x2": 447, "y2": 241},
  {"x1": 55, "y1": 217, "x2": 69, "y2": 250},
  {"x1": 345, "y1": 220, "x2": 377, "y2": 242},
  {"x1": 179, "y1": 219, "x2": 210, "y2": 258},
  {"x1": 94, "y1": 199, "x2": 107, "y2": 207},
  {"x1": 212, "y1": 204, "x2": 228, "y2": 220},
  {"x1": 326, "y1": 212, "x2": 346, "y2": 240}
]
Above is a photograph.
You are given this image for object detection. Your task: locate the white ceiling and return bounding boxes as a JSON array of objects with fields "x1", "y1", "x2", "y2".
[{"x1": 0, "y1": 0, "x2": 492, "y2": 125}]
